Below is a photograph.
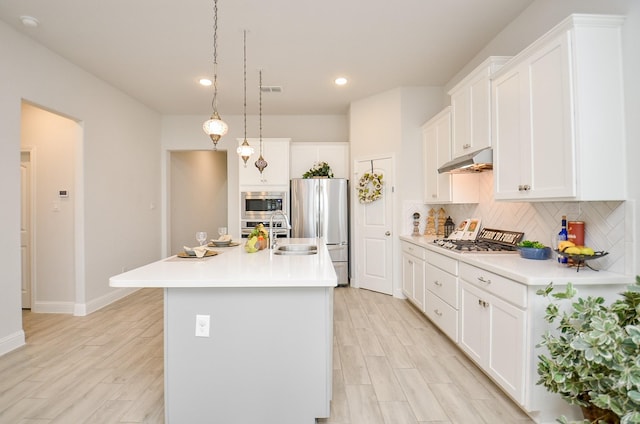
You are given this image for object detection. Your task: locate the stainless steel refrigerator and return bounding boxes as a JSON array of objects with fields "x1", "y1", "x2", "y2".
[{"x1": 290, "y1": 178, "x2": 349, "y2": 286}]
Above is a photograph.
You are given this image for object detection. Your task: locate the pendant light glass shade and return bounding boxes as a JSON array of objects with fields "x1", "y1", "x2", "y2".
[
  {"x1": 237, "y1": 139, "x2": 254, "y2": 166},
  {"x1": 202, "y1": 0, "x2": 228, "y2": 149},
  {"x1": 203, "y1": 112, "x2": 229, "y2": 143}
]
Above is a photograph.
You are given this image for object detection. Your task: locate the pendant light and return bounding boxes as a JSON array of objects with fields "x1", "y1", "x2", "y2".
[
  {"x1": 202, "y1": 0, "x2": 229, "y2": 149},
  {"x1": 254, "y1": 69, "x2": 268, "y2": 176},
  {"x1": 237, "y1": 30, "x2": 254, "y2": 166}
]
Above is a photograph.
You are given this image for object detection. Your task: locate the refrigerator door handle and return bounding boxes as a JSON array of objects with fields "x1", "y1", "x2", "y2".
[{"x1": 317, "y1": 181, "x2": 322, "y2": 238}]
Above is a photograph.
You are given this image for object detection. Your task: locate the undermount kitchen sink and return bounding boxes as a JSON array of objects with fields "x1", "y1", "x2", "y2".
[{"x1": 273, "y1": 244, "x2": 318, "y2": 255}]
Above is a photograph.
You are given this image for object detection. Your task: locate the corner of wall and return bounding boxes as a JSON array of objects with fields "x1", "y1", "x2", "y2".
[{"x1": 0, "y1": 330, "x2": 25, "y2": 357}]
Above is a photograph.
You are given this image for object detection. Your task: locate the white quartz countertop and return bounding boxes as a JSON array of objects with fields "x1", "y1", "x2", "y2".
[
  {"x1": 109, "y1": 238, "x2": 337, "y2": 288},
  {"x1": 400, "y1": 235, "x2": 633, "y2": 286}
]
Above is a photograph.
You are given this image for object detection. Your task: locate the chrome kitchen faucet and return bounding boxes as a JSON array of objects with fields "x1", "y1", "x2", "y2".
[{"x1": 269, "y1": 210, "x2": 291, "y2": 249}]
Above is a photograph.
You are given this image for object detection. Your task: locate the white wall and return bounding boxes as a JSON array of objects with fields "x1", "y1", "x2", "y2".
[
  {"x1": 0, "y1": 21, "x2": 162, "y2": 354},
  {"x1": 350, "y1": 87, "x2": 444, "y2": 296},
  {"x1": 170, "y1": 151, "x2": 228, "y2": 255}
]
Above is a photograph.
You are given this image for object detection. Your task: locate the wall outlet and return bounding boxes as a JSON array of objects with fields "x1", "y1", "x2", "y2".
[{"x1": 195, "y1": 314, "x2": 210, "y2": 338}]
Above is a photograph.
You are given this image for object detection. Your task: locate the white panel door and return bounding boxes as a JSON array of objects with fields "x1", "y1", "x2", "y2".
[
  {"x1": 20, "y1": 152, "x2": 32, "y2": 308},
  {"x1": 354, "y1": 156, "x2": 393, "y2": 295}
]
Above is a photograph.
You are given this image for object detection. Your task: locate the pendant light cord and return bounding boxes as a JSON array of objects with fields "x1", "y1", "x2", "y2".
[
  {"x1": 211, "y1": 0, "x2": 219, "y2": 113},
  {"x1": 259, "y1": 69, "x2": 263, "y2": 156},
  {"x1": 243, "y1": 29, "x2": 247, "y2": 140}
]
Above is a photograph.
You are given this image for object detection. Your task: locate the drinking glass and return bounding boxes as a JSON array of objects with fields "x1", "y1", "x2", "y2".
[
  {"x1": 217, "y1": 227, "x2": 227, "y2": 238},
  {"x1": 196, "y1": 231, "x2": 207, "y2": 246}
]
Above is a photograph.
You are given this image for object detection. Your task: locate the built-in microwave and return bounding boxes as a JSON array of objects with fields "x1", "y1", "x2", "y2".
[
  {"x1": 241, "y1": 191, "x2": 287, "y2": 218},
  {"x1": 240, "y1": 191, "x2": 289, "y2": 237}
]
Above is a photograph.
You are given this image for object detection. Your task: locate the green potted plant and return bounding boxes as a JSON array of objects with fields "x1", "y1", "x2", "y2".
[
  {"x1": 536, "y1": 276, "x2": 640, "y2": 423},
  {"x1": 302, "y1": 161, "x2": 333, "y2": 178}
]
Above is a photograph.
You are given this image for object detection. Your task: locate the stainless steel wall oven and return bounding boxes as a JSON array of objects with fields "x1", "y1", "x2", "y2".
[{"x1": 240, "y1": 191, "x2": 289, "y2": 237}]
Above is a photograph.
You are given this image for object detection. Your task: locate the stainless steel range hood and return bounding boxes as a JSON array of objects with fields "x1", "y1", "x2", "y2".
[{"x1": 438, "y1": 148, "x2": 493, "y2": 174}]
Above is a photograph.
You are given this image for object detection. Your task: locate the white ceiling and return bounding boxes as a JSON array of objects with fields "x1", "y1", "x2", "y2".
[{"x1": 0, "y1": 0, "x2": 533, "y2": 115}]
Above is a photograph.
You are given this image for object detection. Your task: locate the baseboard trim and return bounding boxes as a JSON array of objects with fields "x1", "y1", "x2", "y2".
[
  {"x1": 74, "y1": 287, "x2": 139, "y2": 316},
  {"x1": 32, "y1": 301, "x2": 75, "y2": 314},
  {"x1": 0, "y1": 330, "x2": 26, "y2": 357}
]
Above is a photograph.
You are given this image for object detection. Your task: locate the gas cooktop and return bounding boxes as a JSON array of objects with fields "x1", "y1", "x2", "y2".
[{"x1": 433, "y1": 228, "x2": 524, "y2": 253}]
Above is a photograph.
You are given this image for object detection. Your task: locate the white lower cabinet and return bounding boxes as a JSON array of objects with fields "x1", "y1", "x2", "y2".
[
  {"x1": 401, "y1": 241, "x2": 425, "y2": 311},
  {"x1": 459, "y1": 264, "x2": 526, "y2": 405},
  {"x1": 424, "y1": 251, "x2": 459, "y2": 342},
  {"x1": 399, "y1": 237, "x2": 627, "y2": 422}
]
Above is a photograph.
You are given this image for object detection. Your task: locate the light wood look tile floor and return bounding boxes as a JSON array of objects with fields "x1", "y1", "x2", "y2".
[{"x1": 0, "y1": 287, "x2": 535, "y2": 423}]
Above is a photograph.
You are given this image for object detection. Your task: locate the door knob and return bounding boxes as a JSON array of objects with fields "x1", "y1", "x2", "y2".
[{"x1": 385, "y1": 231, "x2": 391, "y2": 236}]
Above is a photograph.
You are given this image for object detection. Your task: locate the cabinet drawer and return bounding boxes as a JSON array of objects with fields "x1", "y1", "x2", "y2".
[
  {"x1": 425, "y1": 292, "x2": 458, "y2": 342},
  {"x1": 425, "y1": 263, "x2": 458, "y2": 308},
  {"x1": 459, "y1": 262, "x2": 527, "y2": 308},
  {"x1": 402, "y1": 242, "x2": 426, "y2": 260},
  {"x1": 427, "y1": 251, "x2": 458, "y2": 275}
]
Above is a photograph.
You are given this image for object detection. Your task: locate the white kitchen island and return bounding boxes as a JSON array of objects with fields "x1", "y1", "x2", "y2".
[{"x1": 110, "y1": 238, "x2": 337, "y2": 424}]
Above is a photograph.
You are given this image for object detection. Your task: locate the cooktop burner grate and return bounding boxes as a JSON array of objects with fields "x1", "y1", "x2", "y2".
[{"x1": 433, "y1": 228, "x2": 524, "y2": 253}]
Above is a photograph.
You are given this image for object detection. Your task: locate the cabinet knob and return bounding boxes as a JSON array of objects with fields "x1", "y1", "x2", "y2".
[
  {"x1": 434, "y1": 309, "x2": 443, "y2": 316},
  {"x1": 434, "y1": 280, "x2": 442, "y2": 287},
  {"x1": 432, "y1": 194, "x2": 437, "y2": 198},
  {"x1": 518, "y1": 185, "x2": 523, "y2": 191},
  {"x1": 408, "y1": 260, "x2": 413, "y2": 265},
  {"x1": 523, "y1": 184, "x2": 531, "y2": 191},
  {"x1": 477, "y1": 299, "x2": 489, "y2": 308},
  {"x1": 463, "y1": 143, "x2": 471, "y2": 149},
  {"x1": 385, "y1": 231, "x2": 391, "y2": 236}
]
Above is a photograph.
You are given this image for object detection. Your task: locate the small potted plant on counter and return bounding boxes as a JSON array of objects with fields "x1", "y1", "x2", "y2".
[
  {"x1": 536, "y1": 277, "x2": 640, "y2": 423},
  {"x1": 517, "y1": 240, "x2": 552, "y2": 260}
]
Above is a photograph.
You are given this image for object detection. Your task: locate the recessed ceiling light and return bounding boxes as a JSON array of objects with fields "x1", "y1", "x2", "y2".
[
  {"x1": 20, "y1": 15, "x2": 39, "y2": 28},
  {"x1": 334, "y1": 77, "x2": 348, "y2": 86},
  {"x1": 199, "y1": 78, "x2": 212, "y2": 86}
]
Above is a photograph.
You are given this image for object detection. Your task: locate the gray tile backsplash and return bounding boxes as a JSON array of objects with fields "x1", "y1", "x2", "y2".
[{"x1": 403, "y1": 171, "x2": 631, "y2": 275}]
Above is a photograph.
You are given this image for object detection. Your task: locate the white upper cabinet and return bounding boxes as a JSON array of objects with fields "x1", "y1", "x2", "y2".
[
  {"x1": 493, "y1": 14, "x2": 626, "y2": 201},
  {"x1": 238, "y1": 138, "x2": 290, "y2": 189},
  {"x1": 448, "y1": 57, "x2": 510, "y2": 158},
  {"x1": 290, "y1": 142, "x2": 349, "y2": 179},
  {"x1": 422, "y1": 108, "x2": 479, "y2": 204}
]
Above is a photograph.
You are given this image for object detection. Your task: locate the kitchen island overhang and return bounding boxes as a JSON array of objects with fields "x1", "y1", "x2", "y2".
[{"x1": 110, "y1": 238, "x2": 337, "y2": 424}]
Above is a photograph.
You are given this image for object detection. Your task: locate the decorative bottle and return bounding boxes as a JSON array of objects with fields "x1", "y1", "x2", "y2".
[{"x1": 557, "y1": 215, "x2": 568, "y2": 264}]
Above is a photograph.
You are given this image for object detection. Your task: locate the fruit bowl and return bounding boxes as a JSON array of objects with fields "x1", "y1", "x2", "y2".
[
  {"x1": 555, "y1": 250, "x2": 609, "y2": 272},
  {"x1": 555, "y1": 250, "x2": 608, "y2": 261}
]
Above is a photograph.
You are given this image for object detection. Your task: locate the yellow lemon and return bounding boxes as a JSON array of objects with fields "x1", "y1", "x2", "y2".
[
  {"x1": 564, "y1": 246, "x2": 581, "y2": 255},
  {"x1": 558, "y1": 240, "x2": 576, "y2": 251},
  {"x1": 580, "y1": 247, "x2": 595, "y2": 256}
]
